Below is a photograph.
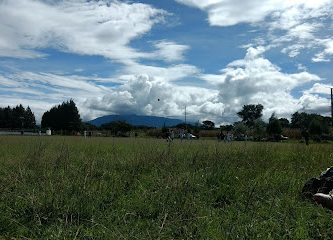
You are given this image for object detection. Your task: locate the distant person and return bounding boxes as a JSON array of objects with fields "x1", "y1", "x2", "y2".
[
  {"x1": 166, "y1": 129, "x2": 172, "y2": 142},
  {"x1": 302, "y1": 130, "x2": 310, "y2": 145},
  {"x1": 226, "y1": 132, "x2": 231, "y2": 142},
  {"x1": 170, "y1": 130, "x2": 174, "y2": 141},
  {"x1": 135, "y1": 132, "x2": 138, "y2": 138},
  {"x1": 217, "y1": 132, "x2": 223, "y2": 142},
  {"x1": 220, "y1": 132, "x2": 225, "y2": 142},
  {"x1": 180, "y1": 129, "x2": 184, "y2": 141}
]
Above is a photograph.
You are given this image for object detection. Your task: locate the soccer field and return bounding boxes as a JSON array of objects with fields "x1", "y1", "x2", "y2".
[{"x1": 1, "y1": 136, "x2": 333, "y2": 239}]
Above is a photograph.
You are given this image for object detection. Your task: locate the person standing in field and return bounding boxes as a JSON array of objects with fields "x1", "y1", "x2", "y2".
[
  {"x1": 218, "y1": 131, "x2": 225, "y2": 142},
  {"x1": 180, "y1": 129, "x2": 184, "y2": 141},
  {"x1": 226, "y1": 132, "x2": 231, "y2": 142},
  {"x1": 166, "y1": 129, "x2": 172, "y2": 142},
  {"x1": 170, "y1": 130, "x2": 174, "y2": 141},
  {"x1": 302, "y1": 129, "x2": 310, "y2": 145}
]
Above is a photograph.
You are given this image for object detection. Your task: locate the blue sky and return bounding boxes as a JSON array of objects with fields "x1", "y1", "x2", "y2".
[{"x1": 0, "y1": 0, "x2": 332, "y2": 124}]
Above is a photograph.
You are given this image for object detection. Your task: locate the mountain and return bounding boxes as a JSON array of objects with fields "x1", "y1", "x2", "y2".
[{"x1": 88, "y1": 114, "x2": 184, "y2": 128}]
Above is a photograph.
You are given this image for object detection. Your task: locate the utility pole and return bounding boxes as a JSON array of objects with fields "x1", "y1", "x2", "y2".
[
  {"x1": 184, "y1": 105, "x2": 187, "y2": 126},
  {"x1": 331, "y1": 88, "x2": 333, "y2": 126}
]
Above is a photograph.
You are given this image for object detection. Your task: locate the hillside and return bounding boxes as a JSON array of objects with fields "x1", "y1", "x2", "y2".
[{"x1": 89, "y1": 114, "x2": 183, "y2": 128}]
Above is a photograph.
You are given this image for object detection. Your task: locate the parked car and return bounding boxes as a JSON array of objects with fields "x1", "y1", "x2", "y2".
[
  {"x1": 188, "y1": 133, "x2": 197, "y2": 139},
  {"x1": 280, "y1": 135, "x2": 289, "y2": 140},
  {"x1": 268, "y1": 134, "x2": 289, "y2": 141}
]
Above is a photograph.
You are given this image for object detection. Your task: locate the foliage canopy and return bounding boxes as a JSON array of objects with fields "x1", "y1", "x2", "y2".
[
  {"x1": 237, "y1": 104, "x2": 264, "y2": 127},
  {"x1": 0, "y1": 105, "x2": 36, "y2": 129},
  {"x1": 41, "y1": 99, "x2": 82, "y2": 131}
]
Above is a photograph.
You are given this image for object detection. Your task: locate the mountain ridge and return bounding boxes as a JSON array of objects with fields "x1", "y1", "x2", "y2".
[{"x1": 88, "y1": 114, "x2": 184, "y2": 128}]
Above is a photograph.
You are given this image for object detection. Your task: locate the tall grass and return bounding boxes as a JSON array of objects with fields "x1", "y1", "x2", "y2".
[{"x1": 0, "y1": 136, "x2": 333, "y2": 239}]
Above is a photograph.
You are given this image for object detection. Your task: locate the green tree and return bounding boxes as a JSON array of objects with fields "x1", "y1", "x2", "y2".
[
  {"x1": 175, "y1": 123, "x2": 193, "y2": 129},
  {"x1": 193, "y1": 120, "x2": 200, "y2": 137},
  {"x1": 278, "y1": 118, "x2": 290, "y2": 128},
  {"x1": 267, "y1": 114, "x2": 282, "y2": 136},
  {"x1": 161, "y1": 122, "x2": 168, "y2": 134},
  {"x1": 12, "y1": 104, "x2": 25, "y2": 128},
  {"x1": 24, "y1": 106, "x2": 36, "y2": 129},
  {"x1": 253, "y1": 119, "x2": 267, "y2": 140},
  {"x1": 290, "y1": 112, "x2": 310, "y2": 129},
  {"x1": 237, "y1": 104, "x2": 264, "y2": 127},
  {"x1": 0, "y1": 106, "x2": 13, "y2": 128},
  {"x1": 82, "y1": 122, "x2": 98, "y2": 131},
  {"x1": 220, "y1": 124, "x2": 234, "y2": 131},
  {"x1": 101, "y1": 121, "x2": 132, "y2": 136},
  {"x1": 233, "y1": 122, "x2": 248, "y2": 135},
  {"x1": 309, "y1": 119, "x2": 323, "y2": 136},
  {"x1": 291, "y1": 112, "x2": 330, "y2": 134},
  {"x1": 202, "y1": 120, "x2": 215, "y2": 129},
  {"x1": 0, "y1": 105, "x2": 36, "y2": 129},
  {"x1": 41, "y1": 99, "x2": 82, "y2": 132}
]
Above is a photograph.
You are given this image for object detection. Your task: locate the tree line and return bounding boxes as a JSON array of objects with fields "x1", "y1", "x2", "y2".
[
  {"x1": 0, "y1": 105, "x2": 36, "y2": 129},
  {"x1": 228, "y1": 104, "x2": 332, "y2": 141},
  {"x1": 0, "y1": 100, "x2": 83, "y2": 132},
  {"x1": 0, "y1": 101, "x2": 331, "y2": 140}
]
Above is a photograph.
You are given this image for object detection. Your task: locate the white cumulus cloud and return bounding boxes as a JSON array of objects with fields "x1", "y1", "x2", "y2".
[
  {"x1": 176, "y1": 0, "x2": 332, "y2": 27},
  {"x1": 0, "y1": 0, "x2": 168, "y2": 62},
  {"x1": 152, "y1": 40, "x2": 190, "y2": 62},
  {"x1": 83, "y1": 74, "x2": 223, "y2": 123},
  {"x1": 200, "y1": 47, "x2": 322, "y2": 119}
]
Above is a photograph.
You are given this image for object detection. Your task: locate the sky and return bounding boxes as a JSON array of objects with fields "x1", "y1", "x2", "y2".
[{"x1": 0, "y1": 0, "x2": 332, "y2": 124}]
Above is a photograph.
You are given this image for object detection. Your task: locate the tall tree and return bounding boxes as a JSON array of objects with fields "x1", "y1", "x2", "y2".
[
  {"x1": 0, "y1": 106, "x2": 12, "y2": 128},
  {"x1": 12, "y1": 104, "x2": 25, "y2": 128},
  {"x1": 41, "y1": 99, "x2": 82, "y2": 131},
  {"x1": 4, "y1": 106, "x2": 14, "y2": 128},
  {"x1": 202, "y1": 120, "x2": 215, "y2": 129},
  {"x1": 220, "y1": 124, "x2": 234, "y2": 131},
  {"x1": 309, "y1": 119, "x2": 323, "y2": 136},
  {"x1": 278, "y1": 118, "x2": 290, "y2": 128},
  {"x1": 24, "y1": 106, "x2": 36, "y2": 128},
  {"x1": 253, "y1": 119, "x2": 267, "y2": 140},
  {"x1": 267, "y1": 114, "x2": 282, "y2": 136},
  {"x1": 237, "y1": 104, "x2": 264, "y2": 127},
  {"x1": 233, "y1": 122, "x2": 248, "y2": 135},
  {"x1": 0, "y1": 105, "x2": 36, "y2": 129},
  {"x1": 290, "y1": 112, "x2": 310, "y2": 129},
  {"x1": 291, "y1": 112, "x2": 330, "y2": 134}
]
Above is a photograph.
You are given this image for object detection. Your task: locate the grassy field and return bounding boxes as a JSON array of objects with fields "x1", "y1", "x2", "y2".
[{"x1": 0, "y1": 136, "x2": 333, "y2": 239}]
